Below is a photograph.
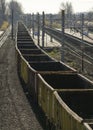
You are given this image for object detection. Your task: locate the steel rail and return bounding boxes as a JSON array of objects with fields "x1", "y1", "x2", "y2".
[
  {"x1": 45, "y1": 26, "x2": 93, "y2": 47},
  {"x1": 0, "y1": 25, "x2": 11, "y2": 47},
  {"x1": 45, "y1": 26, "x2": 93, "y2": 65}
]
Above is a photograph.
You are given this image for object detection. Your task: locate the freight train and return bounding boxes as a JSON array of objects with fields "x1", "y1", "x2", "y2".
[{"x1": 16, "y1": 21, "x2": 93, "y2": 130}]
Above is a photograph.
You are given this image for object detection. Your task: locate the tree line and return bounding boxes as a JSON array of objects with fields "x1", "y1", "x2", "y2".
[
  {"x1": 0, "y1": 0, "x2": 93, "y2": 28},
  {"x1": 0, "y1": 0, "x2": 23, "y2": 26}
]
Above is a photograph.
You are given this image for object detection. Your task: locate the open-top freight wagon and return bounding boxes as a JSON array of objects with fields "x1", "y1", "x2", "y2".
[{"x1": 16, "y1": 22, "x2": 93, "y2": 130}]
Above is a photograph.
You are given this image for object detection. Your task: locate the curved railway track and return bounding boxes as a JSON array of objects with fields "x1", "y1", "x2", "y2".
[{"x1": 16, "y1": 22, "x2": 93, "y2": 130}]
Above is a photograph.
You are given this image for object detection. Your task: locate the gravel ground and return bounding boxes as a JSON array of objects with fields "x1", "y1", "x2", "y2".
[{"x1": 0, "y1": 37, "x2": 44, "y2": 130}]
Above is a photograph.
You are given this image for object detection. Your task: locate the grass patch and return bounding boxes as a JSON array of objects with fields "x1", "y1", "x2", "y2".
[
  {"x1": 0, "y1": 21, "x2": 9, "y2": 31},
  {"x1": 46, "y1": 48, "x2": 61, "y2": 61}
]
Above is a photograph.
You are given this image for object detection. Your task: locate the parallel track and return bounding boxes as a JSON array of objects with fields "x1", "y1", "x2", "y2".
[{"x1": 45, "y1": 26, "x2": 93, "y2": 65}]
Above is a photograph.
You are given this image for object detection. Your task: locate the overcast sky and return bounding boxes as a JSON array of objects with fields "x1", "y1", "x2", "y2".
[{"x1": 6, "y1": 0, "x2": 93, "y2": 14}]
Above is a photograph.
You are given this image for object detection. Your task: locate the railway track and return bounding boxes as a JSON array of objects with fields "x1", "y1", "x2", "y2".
[
  {"x1": 16, "y1": 21, "x2": 93, "y2": 130},
  {"x1": 0, "y1": 25, "x2": 11, "y2": 47},
  {"x1": 45, "y1": 26, "x2": 93, "y2": 46},
  {"x1": 45, "y1": 26, "x2": 93, "y2": 65}
]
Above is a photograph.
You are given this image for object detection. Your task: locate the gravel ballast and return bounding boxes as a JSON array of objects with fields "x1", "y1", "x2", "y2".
[{"x1": 0, "y1": 38, "x2": 44, "y2": 130}]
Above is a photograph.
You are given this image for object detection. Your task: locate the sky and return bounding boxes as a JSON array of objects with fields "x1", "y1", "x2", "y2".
[{"x1": 6, "y1": 0, "x2": 93, "y2": 14}]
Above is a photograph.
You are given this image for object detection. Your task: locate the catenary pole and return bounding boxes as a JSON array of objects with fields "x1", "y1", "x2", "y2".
[
  {"x1": 42, "y1": 11, "x2": 45, "y2": 48},
  {"x1": 61, "y1": 10, "x2": 65, "y2": 62},
  {"x1": 11, "y1": 0, "x2": 14, "y2": 40}
]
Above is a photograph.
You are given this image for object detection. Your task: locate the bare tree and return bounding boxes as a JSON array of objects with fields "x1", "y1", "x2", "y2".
[
  {"x1": 1, "y1": 0, "x2": 6, "y2": 19},
  {"x1": 8, "y1": 0, "x2": 23, "y2": 24},
  {"x1": 87, "y1": 9, "x2": 93, "y2": 21},
  {"x1": 0, "y1": 0, "x2": 6, "y2": 25},
  {"x1": 0, "y1": 0, "x2": 6, "y2": 22},
  {"x1": 60, "y1": 2, "x2": 74, "y2": 28}
]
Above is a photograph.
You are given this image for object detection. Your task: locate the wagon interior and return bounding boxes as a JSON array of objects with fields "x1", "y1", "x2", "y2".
[
  {"x1": 17, "y1": 32, "x2": 29, "y2": 35},
  {"x1": 29, "y1": 61, "x2": 74, "y2": 71},
  {"x1": 41, "y1": 73, "x2": 93, "y2": 89},
  {"x1": 17, "y1": 38, "x2": 33, "y2": 42},
  {"x1": 17, "y1": 36, "x2": 31, "y2": 39},
  {"x1": 58, "y1": 91, "x2": 93, "y2": 120},
  {"x1": 18, "y1": 45, "x2": 38, "y2": 49},
  {"x1": 17, "y1": 40, "x2": 34, "y2": 44},
  {"x1": 17, "y1": 32, "x2": 31, "y2": 35},
  {"x1": 18, "y1": 44, "x2": 34, "y2": 47},
  {"x1": 24, "y1": 55, "x2": 54, "y2": 62},
  {"x1": 20, "y1": 49, "x2": 44, "y2": 55}
]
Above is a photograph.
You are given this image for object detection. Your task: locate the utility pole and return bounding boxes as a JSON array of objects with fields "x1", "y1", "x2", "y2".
[
  {"x1": 11, "y1": 0, "x2": 14, "y2": 40},
  {"x1": 50, "y1": 14, "x2": 53, "y2": 42},
  {"x1": 30, "y1": 14, "x2": 31, "y2": 31},
  {"x1": 81, "y1": 13, "x2": 84, "y2": 72},
  {"x1": 32, "y1": 13, "x2": 34, "y2": 39},
  {"x1": 61, "y1": 10, "x2": 65, "y2": 62},
  {"x1": 42, "y1": 11, "x2": 45, "y2": 48},
  {"x1": 37, "y1": 13, "x2": 40, "y2": 46},
  {"x1": 30, "y1": 14, "x2": 33, "y2": 34}
]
